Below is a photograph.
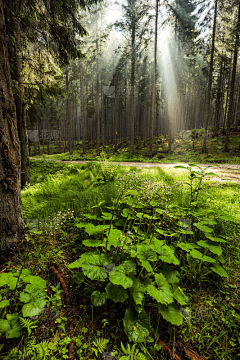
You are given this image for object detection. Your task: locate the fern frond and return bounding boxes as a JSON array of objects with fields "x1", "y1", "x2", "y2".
[{"x1": 92, "y1": 338, "x2": 109, "y2": 354}]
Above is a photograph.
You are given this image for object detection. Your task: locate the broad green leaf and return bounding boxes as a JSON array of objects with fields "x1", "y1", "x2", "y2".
[
  {"x1": 131, "y1": 278, "x2": 145, "y2": 306},
  {"x1": 122, "y1": 208, "x2": 130, "y2": 217},
  {"x1": 109, "y1": 261, "x2": 135, "y2": 289},
  {"x1": 205, "y1": 235, "x2": 226, "y2": 243},
  {"x1": 69, "y1": 253, "x2": 109, "y2": 281},
  {"x1": 75, "y1": 222, "x2": 87, "y2": 228},
  {"x1": 123, "y1": 306, "x2": 152, "y2": 343},
  {"x1": 101, "y1": 212, "x2": 113, "y2": 220},
  {"x1": 83, "y1": 213, "x2": 97, "y2": 220},
  {"x1": 0, "y1": 300, "x2": 10, "y2": 308},
  {"x1": 211, "y1": 264, "x2": 228, "y2": 277},
  {"x1": 85, "y1": 223, "x2": 109, "y2": 236},
  {"x1": 91, "y1": 291, "x2": 107, "y2": 306},
  {"x1": 161, "y1": 265, "x2": 180, "y2": 284},
  {"x1": 22, "y1": 275, "x2": 46, "y2": 289},
  {"x1": 172, "y1": 284, "x2": 188, "y2": 306},
  {"x1": 174, "y1": 165, "x2": 188, "y2": 170},
  {"x1": 158, "y1": 304, "x2": 183, "y2": 325},
  {"x1": 201, "y1": 256, "x2": 216, "y2": 263},
  {"x1": 72, "y1": 272, "x2": 84, "y2": 284},
  {"x1": 190, "y1": 250, "x2": 216, "y2": 263},
  {"x1": 82, "y1": 239, "x2": 102, "y2": 247},
  {"x1": 139, "y1": 260, "x2": 153, "y2": 273},
  {"x1": 107, "y1": 227, "x2": 122, "y2": 247},
  {"x1": 147, "y1": 273, "x2": 173, "y2": 305},
  {"x1": 194, "y1": 222, "x2": 213, "y2": 233},
  {"x1": 0, "y1": 319, "x2": 10, "y2": 332},
  {"x1": 0, "y1": 273, "x2": 17, "y2": 290},
  {"x1": 197, "y1": 240, "x2": 222, "y2": 256},
  {"x1": 190, "y1": 249, "x2": 203, "y2": 260},
  {"x1": 20, "y1": 285, "x2": 47, "y2": 317},
  {"x1": 177, "y1": 243, "x2": 197, "y2": 252},
  {"x1": 157, "y1": 245, "x2": 179, "y2": 265},
  {"x1": 205, "y1": 172, "x2": 219, "y2": 177},
  {"x1": 150, "y1": 238, "x2": 165, "y2": 253},
  {"x1": 81, "y1": 254, "x2": 109, "y2": 281},
  {"x1": 136, "y1": 245, "x2": 157, "y2": 262},
  {"x1": 214, "y1": 210, "x2": 234, "y2": 222},
  {"x1": 106, "y1": 282, "x2": 128, "y2": 303},
  {"x1": 5, "y1": 314, "x2": 22, "y2": 338}
]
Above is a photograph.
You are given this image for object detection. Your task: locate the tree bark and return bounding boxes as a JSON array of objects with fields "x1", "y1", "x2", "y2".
[
  {"x1": 202, "y1": 0, "x2": 218, "y2": 152},
  {"x1": 150, "y1": 0, "x2": 159, "y2": 156},
  {"x1": 224, "y1": 1, "x2": 240, "y2": 152},
  {"x1": 0, "y1": 0, "x2": 24, "y2": 251},
  {"x1": 66, "y1": 69, "x2": 72, "y2": 154},
  {"x1": 129, "y1": 0, "x2": 136, "y2": 154},
  {"x1": 7, "y1": 2, "x2": 30, "y2": 187},
  {"x1": 79, "y1": 60, "x2": 86, "y2": 154}
]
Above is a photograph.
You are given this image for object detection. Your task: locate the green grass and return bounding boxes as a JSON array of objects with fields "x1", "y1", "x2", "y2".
[
  {"x1": 2, "y1": 158, "x2": 239, "y2": 360},
  {"x1": 30, "y1": 129, "x2": 240, "y2": 164}
]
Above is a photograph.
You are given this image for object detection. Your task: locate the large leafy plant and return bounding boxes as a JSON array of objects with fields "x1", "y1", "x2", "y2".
[
  {"x1": 69, "y1": 166, "x2": 231, "y2": 342},
  {"x1": 0, "y1": 269, "x2": 47, "y2": 339}
]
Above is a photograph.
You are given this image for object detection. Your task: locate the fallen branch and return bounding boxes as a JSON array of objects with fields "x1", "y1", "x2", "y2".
[
  {"x1": 158, "y1": 339, "x2": 182, "y2": 360},
  {"x1": 49, "y1": 263, "x2": 75, "y2": 360},
  {"x1": 184, "y1": 348, "x2": 206, "y2": 360}
]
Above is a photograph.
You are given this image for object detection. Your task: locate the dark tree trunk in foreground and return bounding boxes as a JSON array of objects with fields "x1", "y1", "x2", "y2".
[
  {"x1": 202, "y1": 0, "x2": 218, "y2": 153},
  {"x1": 0, "y1": 0, "x2": 24, "y2": 252},
  {"x1": 7, "y1": 2, "x2": 30, "y2": 187},
  {"x1": 224, "y1": 2, "x2": 240, "y2": 152}
]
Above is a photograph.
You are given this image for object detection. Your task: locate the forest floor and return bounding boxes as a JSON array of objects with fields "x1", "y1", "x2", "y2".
[
  {"x1": 30, "y1": 157, "x2": 240, "y2": 183},
  {"x1": 1, "y1": 158, "x2": 240, "y2": 360},
  {"x1": 30, "y1": 129, "x2": 240, "y2": 165}
]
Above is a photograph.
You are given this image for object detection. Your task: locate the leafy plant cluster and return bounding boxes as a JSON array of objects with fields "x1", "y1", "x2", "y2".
[
  {"x1": 69, "y1": 164, "x2": 232, "y2": 342},
  {"x1": 0, "y1": 269, "x2": 47, "y2": 340}
]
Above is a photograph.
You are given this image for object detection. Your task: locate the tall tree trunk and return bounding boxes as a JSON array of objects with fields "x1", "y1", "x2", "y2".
[
  {"x1": 224, "y1": 2, "x2": 240, "y2": 152},
  {"x1": 7, "y1": 2, "x2": 30, "y2": 187},
  {"x1": 130, "y1": 0, "x2": 136, "y2": 154},
  {"x1": 0, "y1": 0, "x2": 24, "y2": 251},
  {"x1": 96, "y1": 19, "x2": 100, "y2": 156},
  {"x1": 79, "y1": 60, "x2": 86, "y2": 154},
  {"x1": 66, "y1": 69, "x2": 72, "y2": 154},
  {"x1": 150, "y1": 0, "x2": 159, "y2": 156},
  {"x1": 214, "y1": 58, "x2": 224, "y2": 137},
  {"x1": 202, "y1": 0, "x2": 218, "y2": 152}
]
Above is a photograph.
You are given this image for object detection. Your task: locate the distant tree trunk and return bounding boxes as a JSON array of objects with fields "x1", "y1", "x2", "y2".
[
  {"x1": 224, "y1": 1, "x2": 240, "y2": 152},
  {"x1": 214, "y1": 58, "x2": 224, "y2": 137},
  {"x1": 0, "y1": 0, "x2": 24, "y2": 251},
  {"x1": 202, "y1": 0, "x2": 218, "y2": 153},
  {"x1": 79, "y1": 60, "x2": 86, "y2": 154},
  {"x1": 150, "y1": 0, "x2": 159, "y2": 156},
  {"x1": 7, "y1": 3, "x2": 30, "y2": 187},
  {"x1": 66, "y1": 69, "x2": 72, "y2": 154},
  {"x1": 130, "y1": 0, "x2": 136, "y2": 154},
  {"x1": 96, "y1": 39, "x2": 100, "y2": 156}
]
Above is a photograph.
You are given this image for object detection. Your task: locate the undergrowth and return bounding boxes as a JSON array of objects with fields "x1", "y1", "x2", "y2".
[{"x1": 0, "y1": 159, "x2": 239, "y2": 359}]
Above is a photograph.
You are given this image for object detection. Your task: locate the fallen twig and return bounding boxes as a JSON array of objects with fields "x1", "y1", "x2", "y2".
[
  {"x1": 184, "y1": 348, "x2": 205, "y2": 360},
  {"x1": 158, "y1": 339, "x2": 182, "y2": 360},
  {"x1": 49, "y1": 263, "x2": 75, "y2": 360}
]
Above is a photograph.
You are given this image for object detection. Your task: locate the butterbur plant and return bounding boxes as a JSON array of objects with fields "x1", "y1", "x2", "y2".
[
  {"x1": 69, "y1": 218, "x2": 188, "y2": 342},
  {"x1": 69, "y1": 165, "x2": 231, "y2": 342},
  {"x1": 0, "y1": 269, "x2": 47, "y2": 339}
]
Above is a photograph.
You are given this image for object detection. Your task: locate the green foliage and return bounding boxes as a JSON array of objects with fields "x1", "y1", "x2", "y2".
[
  {"x1": 92, "y1": 338, "x2": 109, "y2": 356},
  {"x1": 119, "y1": 342, "x2": 148, "y2": 360},
  {"x1": 68, "y1": 164, "x2": 233, "y2": 343},
  {"x1": 0, "y1": 270, "x2": 46, "y2": 339}
]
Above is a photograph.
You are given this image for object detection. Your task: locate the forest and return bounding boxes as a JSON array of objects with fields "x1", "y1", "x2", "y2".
[{"x1": 0, "y1": 0, "x2": 240, "y2": 359}]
